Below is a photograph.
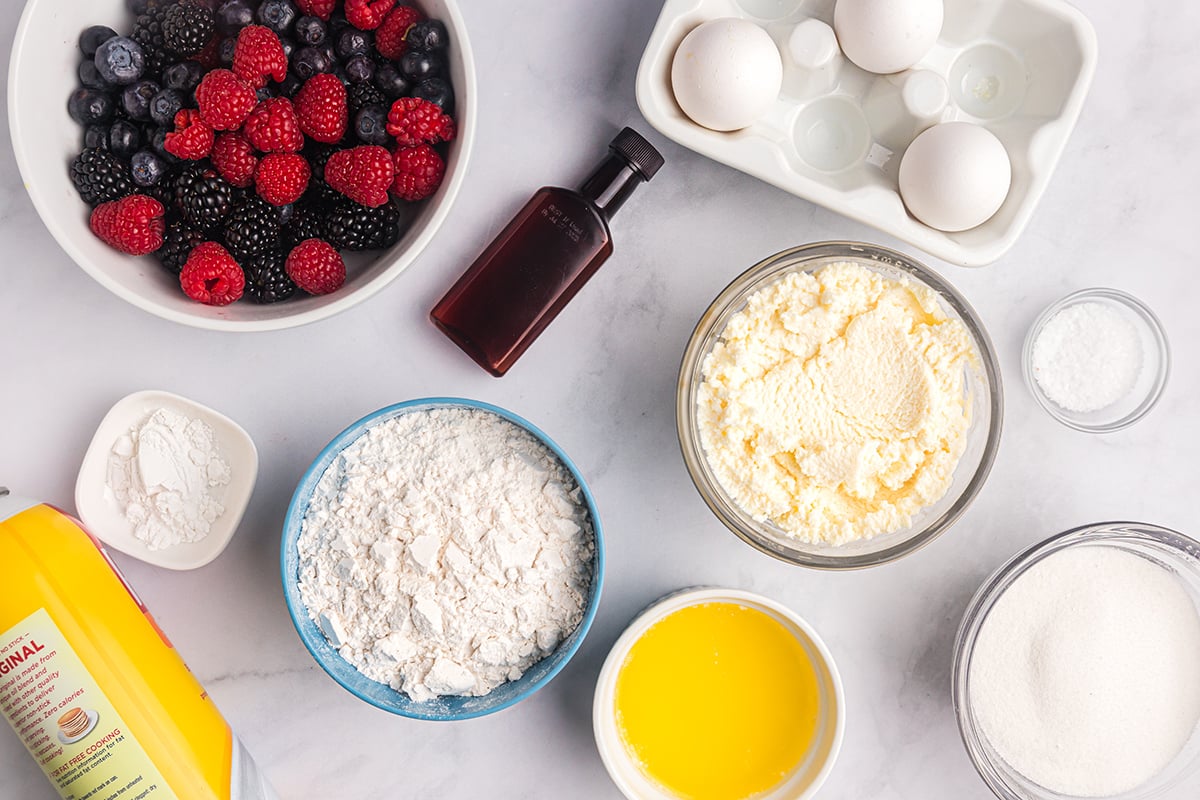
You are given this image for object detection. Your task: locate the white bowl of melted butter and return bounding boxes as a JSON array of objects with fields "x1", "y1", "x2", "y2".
[{"x1": 677, "y1": 241, "x2": 1002, "y2": 569}]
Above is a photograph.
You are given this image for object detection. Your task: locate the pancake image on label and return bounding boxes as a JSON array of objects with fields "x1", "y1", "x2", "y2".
[{"x1": 57, "y1": 707, "x2": 98, "y2": 743}]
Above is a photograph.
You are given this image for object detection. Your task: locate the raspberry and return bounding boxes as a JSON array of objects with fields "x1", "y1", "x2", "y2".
[
  {"x1": 386, "y1": 97, "x2": 455, "y2": 147},
  {"x1": 243, "y1": 98, "x2": 304, "y2": 153},
  {"x1": 286, "y1": 238, "x2": 345, "y2": 295},
  {"x1": 375, "y1": 5, "x2": 422, "y2": 60},
  {"x1": 211, "y1": 132, "x2": 259, "y2": 188},
  {"x1": 295, "y1": 0, "x2": 336, "y2": 21},
  {"x1": 256, "y1": 153, "x2": 311, "y2": 206},
  {"x1": 195, "y1": 69, "x2": 257, "y2": 130},
  {"x1": 345, "y1": 0, "x2": 396, "y2": 31},
  {"x1": 391, "y1": 144, "x2": 444, "y2": 201},
  {"x1": 89, "y1": 194, "x2": 166, "y2": 256},
  {"x1": 294, "y1": 73, "x2": 347, "y2": 144},
  {"x1": 232, "y1": 24, "x2": 287, "y2": 88},
  {"x1": 164, "y1": 109, "x2": 214, "y2": 160},
  {"x1": 324, "y1": 145, "x2": 394, "y2": 208},
  {"x1": 180, "y1": 242, "x2": 245, "y2": 305}
]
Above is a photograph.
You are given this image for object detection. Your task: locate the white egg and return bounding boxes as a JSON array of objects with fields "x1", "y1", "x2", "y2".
[
  {"x1": 898, "y1": 121, "x2": 1012, "y2": 232},
  {"x1": 671, "y1": 19, "x2": 783, "y2": 132},
  {"x1": 834, "y1": 0, "x2": 943, "y2": 74}
]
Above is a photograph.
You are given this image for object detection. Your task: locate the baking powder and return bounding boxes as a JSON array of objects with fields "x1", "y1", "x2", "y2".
[
  {"x1": 969, "y1": 546, "x2": 1200, "y2": 796},
  {"x1": 297, "y1": 407, "x2": 593, "y2": 702},
  {"x1": 105, "y1": 407, "x2": 231, "y2": 550},
  {"x1": 1031, "y1": 301, "x2": 1142, "y2": 412}
]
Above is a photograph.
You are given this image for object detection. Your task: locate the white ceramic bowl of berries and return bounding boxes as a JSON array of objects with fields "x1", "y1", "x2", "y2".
[{"x1": 9, "y1": 0, "x2": 475, "y2": 330}]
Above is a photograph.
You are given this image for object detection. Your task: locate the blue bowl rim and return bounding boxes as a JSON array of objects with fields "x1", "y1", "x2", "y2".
[{"x1": 279, "y1": 396, "x2": 606, "y2": 721}]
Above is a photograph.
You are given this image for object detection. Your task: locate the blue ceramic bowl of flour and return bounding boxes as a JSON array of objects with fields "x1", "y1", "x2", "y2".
[{"x1": 280, "y1": 397, "x2": 605, "y2": 720}]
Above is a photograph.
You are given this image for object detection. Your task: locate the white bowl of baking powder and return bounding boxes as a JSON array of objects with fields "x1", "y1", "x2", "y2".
[{"x1": 75, "y1": 389, "x2": 258, "y2": 570}]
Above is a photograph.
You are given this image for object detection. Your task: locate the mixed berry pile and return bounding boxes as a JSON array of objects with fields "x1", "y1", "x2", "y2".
[{"x1": 67, "y1": 0, "x2": 456, "y2": 306}]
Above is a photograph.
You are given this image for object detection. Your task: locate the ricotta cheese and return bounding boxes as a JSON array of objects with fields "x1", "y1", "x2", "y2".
[{"x1": 696, "y1": 262, "x2": 974, "y2": 545}]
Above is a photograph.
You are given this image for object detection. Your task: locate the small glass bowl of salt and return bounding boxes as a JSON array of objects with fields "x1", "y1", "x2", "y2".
[{"x1": 1022, "y1": 288, "x2": 1169, "y2": 433}]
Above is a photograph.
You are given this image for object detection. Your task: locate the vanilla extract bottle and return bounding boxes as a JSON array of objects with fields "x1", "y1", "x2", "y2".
[{"x1": 431, "y1": 127, "x2": 664, "y2": 376}]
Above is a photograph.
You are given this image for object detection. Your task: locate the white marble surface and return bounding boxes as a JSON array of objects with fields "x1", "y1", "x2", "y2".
[{"x1": 2, "y1": 1, "x2": 1198, "y2": 798}]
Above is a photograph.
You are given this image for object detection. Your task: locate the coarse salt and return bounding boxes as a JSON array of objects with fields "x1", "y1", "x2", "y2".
[{"x1": 1031, "y1": 301, "x2": 1142, "y2": 413}]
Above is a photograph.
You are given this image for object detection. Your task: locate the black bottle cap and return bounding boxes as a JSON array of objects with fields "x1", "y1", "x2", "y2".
[{"x1": 610, "y1": 127, "x2": 664, "y2": 181}]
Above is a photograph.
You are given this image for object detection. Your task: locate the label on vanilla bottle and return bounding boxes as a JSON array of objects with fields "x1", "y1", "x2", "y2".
[{"x1": 0, "y1": 608, "x2": 178, "y2": 800}]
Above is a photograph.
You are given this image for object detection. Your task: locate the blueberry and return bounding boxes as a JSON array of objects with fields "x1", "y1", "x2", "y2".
[
  {"x1": 293, "y1": 46, "x2": 332, "y2": 79},
  {"x1": 108, "y1": 120, "x2": 141, "y2": 158},
  {"x1": 412, "y1": 78, "x2": 454, "y2": 111},
  {"x1": 278, "y1": 203, "x2": 295, "y2": 225},
  {"x1": 278, "y1": 37, "x2": 296, "y2": 61},
  {"x1": 121, "y1": 80, "x2": 160, "y2": 120},
  {"x1": 149, "y1": 88, "x2": 186, "y2": 127},
  {"x1": 78, "y1": 60, "x2": 112, "y2": 90},
  {"x1": 150, "y1": 127, "x2": 182, "y2": 164},
  {"x1": 68, "y1": 88, "x2": 115, "y2": 126},
  {"x1": 405, "y1": 20, "x2": 448, "y2": 53},
  {"x1": 399, "y1": 49, "x2": 440, "y2": 82},
  {"x1": 256, "y1": 86, "x2": 273, "y2": 101},
  {"x1": 256, "y1": 0, "x2": 298, "y2": 36},
  {"x1": 79, "y1": 25, "x2": 118, "y2": 58},
  {"x1": 344, "y1": 54, "x2": 374, "y2": 84},
  {"x1": 130, "y1": 150, "x2": 167, "y2": 186},
  {"x1": 294, "y1": 15, "x2": 326, "y2": 46},
  {"x1": 84, "y1": 124, "x2": 109, "y2": 149},
  {"x1": 354, "y1": 105, "x2": 389, "y2": 146},
  {"x1": 163, "y1": 61, "x2": 204, "y2": 91},
  {"x1": 335, "y1": 28, "x2": 371, "y2": 59},
  {"x1": 328, "y1": 10, "x2": 350, "y2": 33},
  {"x1": 278, "y1": 73, "x2": 303, "y2": 97},
  {"x1": 216, "y1": 0, "x2": 255, "y2": 34},
  {"x1": 217, "y1": 37, "x2": 238, "y2": 67},
  {"x1": 372, "y1": 62, "x2": 410, "y2": 99},
  {"x1": 94, "y1": 37, "x2": 145, "y2": 86}
]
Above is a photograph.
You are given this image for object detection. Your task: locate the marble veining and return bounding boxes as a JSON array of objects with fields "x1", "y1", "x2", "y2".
[{"x1": 3, "y1": 0, "x2": 1199, "y2": 797}]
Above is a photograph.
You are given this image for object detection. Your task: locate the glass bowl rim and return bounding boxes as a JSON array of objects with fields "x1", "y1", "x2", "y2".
[{"x1": 675, "y1": 241, "x2": 1004, "y2": 570}]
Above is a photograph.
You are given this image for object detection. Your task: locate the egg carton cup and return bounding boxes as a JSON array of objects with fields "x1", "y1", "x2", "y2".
[{"x1": 636, "y1": 0, "x2": 1097, "y2": 266}]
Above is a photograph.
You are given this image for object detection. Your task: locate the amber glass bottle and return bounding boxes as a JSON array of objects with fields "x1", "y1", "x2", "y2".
[{"x1": 431, "y1": 127, "x2": 664, "y2": 376}]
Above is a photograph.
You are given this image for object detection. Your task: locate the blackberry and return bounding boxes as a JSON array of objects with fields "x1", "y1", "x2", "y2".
[
  {"x1": 174, "y1": 166, "x2": 237, "y2": 230},
  {"x1": 133, "y1": 3, "x2": 176, "y2": 75},
  {"x1": 346, "y1": 81, "x2": 386, "y2": 117},
  {"x1": 243, "y1": 249, "x2": 297, "y2": 303},
  {"x1": 162, "y1": 3, "x2": 214, "y2": 57},
  {"x1": 223, "y1": 196, "x2": 282, "y2": 259},
  {"x1": 324, "y1": 197, "x2": 401, "y2": 251},
  {"x1": 156, "y1": 220, "x2": 205, "y2": 274},
  {"x1": 70, "y1": 148, "x2": 134, "y2": 206},
  {"x1": 284, "y1": 199, "x2": 327, "y2": 247}
]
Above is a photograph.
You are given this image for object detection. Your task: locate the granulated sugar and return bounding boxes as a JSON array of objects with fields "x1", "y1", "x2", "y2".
[
  {"x1": 969, "y1": 546, "x2": 1200, "y2": 796},
  {"x1": 297, "y1": 407, "x2": 593, "y2": 702},
  {"x1": 1031, "y1": 301, "x2": 1142, "y2": 413}
]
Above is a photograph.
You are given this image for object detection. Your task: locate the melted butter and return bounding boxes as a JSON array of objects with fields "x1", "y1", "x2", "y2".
[{"x1": 614, "y1": 602, "x2": 821, "y2": 799}]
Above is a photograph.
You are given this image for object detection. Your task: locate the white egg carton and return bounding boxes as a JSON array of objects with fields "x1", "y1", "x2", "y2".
[{"x1": 636, "y1": 0, "x2": 1097, "y2": 266}]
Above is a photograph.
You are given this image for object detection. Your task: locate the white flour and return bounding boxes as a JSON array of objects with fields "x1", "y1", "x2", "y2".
[
  {"x1": 969, "y1": 546, "x2": 1200, "y2": 796},
  {"x1": 297, "y1": 407, "x2": 593, "y2": 702},
  {"x1": 1031, "y1": 301, "x2": 1142, "y2": 412},
  {"x1": 105, "y1": 407, "x2": 231, "y2": 550}
]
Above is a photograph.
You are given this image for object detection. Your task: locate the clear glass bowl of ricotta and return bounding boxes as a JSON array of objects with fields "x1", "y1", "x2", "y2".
[
  {"x1": 676, "y1": 241, "x2": 1003, "y2": 570},
  {"x1": 1021, "y1": 288, "x2": 1170, "y2": 433},
  {"x1": 953, "y1": 522, "x2": 1200, "y2": 799}
]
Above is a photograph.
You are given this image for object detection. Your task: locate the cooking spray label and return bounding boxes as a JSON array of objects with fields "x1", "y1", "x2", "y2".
[{"x1": 0, "y1": 608, "x2": 179, "y2": 800}]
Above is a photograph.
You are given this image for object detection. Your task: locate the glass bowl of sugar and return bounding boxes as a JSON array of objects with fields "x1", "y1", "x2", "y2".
[
  {"x1": 1022, "y1": 288, "x2": 1169, "y2": 433},
  {"x1": 953, "y1": 522, "x2": 1200, "y2": 799}
]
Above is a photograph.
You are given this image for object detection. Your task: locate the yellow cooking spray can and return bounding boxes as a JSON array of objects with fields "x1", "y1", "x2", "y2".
[{"x1": 0, "y1": 489, "x2": 277, "y2": 800}]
